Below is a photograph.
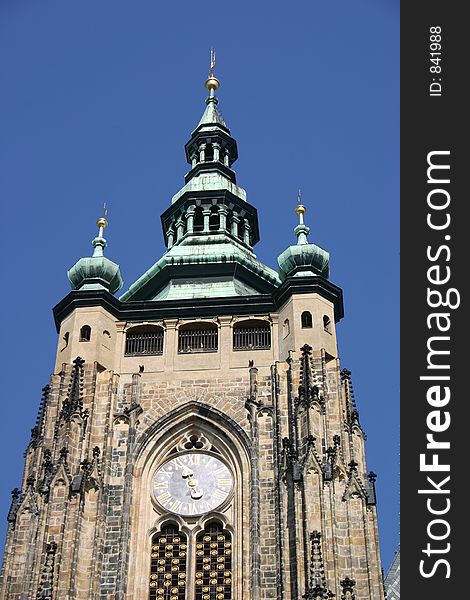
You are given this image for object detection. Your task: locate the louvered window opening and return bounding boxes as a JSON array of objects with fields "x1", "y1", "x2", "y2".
[
  {"x1": 149, "y1": 526, "x2": 187, "y2": 600},
  {"x1": 178, "y1": 328, "x2": 218, "y2": 353},
  {"x1": 233, "y1": 325, "x2": 271, "y2": 350},
  {"x1": 125, "y1": 331, "x2": 164, "y2": 356},
  {"x1": 195, "y1": 523, "x2": 232, "y2": 600}
]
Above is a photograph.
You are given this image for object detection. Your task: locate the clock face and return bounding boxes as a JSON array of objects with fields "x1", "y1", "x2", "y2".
[{"x1": 152, "y1": 452, "x2": 233, "y2": 516}]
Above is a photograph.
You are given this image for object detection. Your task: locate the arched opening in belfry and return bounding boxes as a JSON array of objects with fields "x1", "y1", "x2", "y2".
[
  {"x1": 236, "y1": 218, "x2": 243, "y2": 240},
  {"x1": 323, "y1": 315, "x2": 332, "y2": 333},
  {"x1": 193, "y1": 206, "x2": 204, "y2": 233},
  {"x1": 209, "y1": 206, "x2": 220, "y2": 231},
  {"x1": 79, "y1": 325, "x2": 91, "y2": 342},
  {"x1": 301, "y1": 311, "x2": 313, "y2": 329},
  {"x1": 205, "y1": 143, "x2": 214, "y2": 162}
]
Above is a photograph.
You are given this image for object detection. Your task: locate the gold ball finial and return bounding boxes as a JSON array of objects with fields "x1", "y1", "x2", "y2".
[{"x1": 205, "y1": 75, "x2": 220, "y2": 92}]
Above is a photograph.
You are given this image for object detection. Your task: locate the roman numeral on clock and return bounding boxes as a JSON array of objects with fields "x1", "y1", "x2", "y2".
[
  {"x1": 212, "y1": 489, "x2": 227, "y2": 502},
  {"x1": 157, "y1": 491, "x2": 172, "y2": 506},
  {"x1": 188, "y1": 502, "x2": 198, "y2": 515},
  {"x1": 169, "y1": 499, "x2": 182, "y2": 513},
  {"x1": 213, "y1": 466, "x2": 227, "y2": 475},
  {"x1": 154, "y1": 479, "x2": 168, "y2": 488}
]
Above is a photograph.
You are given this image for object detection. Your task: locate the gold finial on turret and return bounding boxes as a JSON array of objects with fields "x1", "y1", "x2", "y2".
[
  {"x1": 205, "y1": 49, "x2": 220, "y2": 93},
  {"x1": 293, "y1": 190, "x2": 309, "y2": 244},
  {"x1": 97, "y1": 203, "x2": 108, "y2": 233}
]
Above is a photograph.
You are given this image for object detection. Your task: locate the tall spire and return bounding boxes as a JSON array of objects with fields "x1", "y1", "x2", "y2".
[
  {"x1": 120, "y1": 58, "x2": 281, "y2": 302},
  {"x1": 181, "y1": 51, "x2": 238, "y2": 189}
]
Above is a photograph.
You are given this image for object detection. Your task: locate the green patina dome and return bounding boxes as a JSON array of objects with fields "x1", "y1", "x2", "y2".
[
  {"x1": 277, "y1": 241, "x2": 330, "y2": 281},
  {"x1": 68, "y1": 235, "x2": 123, "y2": 295}
]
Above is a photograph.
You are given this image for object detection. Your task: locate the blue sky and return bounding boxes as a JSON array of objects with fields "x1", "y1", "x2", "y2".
[{"x1": 0, "y1": 0, "x2": 399, "y2": 571}]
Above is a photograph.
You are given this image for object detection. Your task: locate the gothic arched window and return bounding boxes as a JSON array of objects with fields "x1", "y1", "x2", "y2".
[
  {"x1": 195, "y1": 522, "x2": 232, "y2": 600},
  {"x1": 193, "y1": 207, "x2": 204, "y2": 233},
  {"x1": 205, "y1": 143, "x2": 214, "y2": 162},
  {"x1": 149, "y1": 524, "x2": 187, "y2": 600},
  {"x1": 79, "y1": 325, "x2": 91, "y2": 341},
  {"x1": 209, "y1": 207, "x2": 220, "y2": 231},
  {"x1": 301, "y1": 311, "x2": 313, "y2": 329}
]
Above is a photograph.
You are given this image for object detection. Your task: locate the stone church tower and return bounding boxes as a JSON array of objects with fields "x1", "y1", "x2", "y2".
[{"x1": 0, "y1": 64, "x2": 384, "y2": 600}]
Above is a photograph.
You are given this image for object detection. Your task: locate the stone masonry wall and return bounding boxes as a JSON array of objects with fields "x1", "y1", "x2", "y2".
[{"x1": 0, "y1": 342, "x2": 384, "y2": 600}]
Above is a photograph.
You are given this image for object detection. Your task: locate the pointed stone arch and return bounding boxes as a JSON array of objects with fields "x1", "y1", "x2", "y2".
[
  {"x1": 127, "y1": 401, "x2": 251, "y2": 600},
  {"x1": 133, "y1": 400, "x2": 252, "y2": 468},
  {"x1": 332, "y1": 463, "x2": 348, "y2": 483},
  {"x1": 191, "y1": 511, "x2": 232, "y2": 537},
  {"x1": 150, "y1": 514, "x2": 190, "y2": 539},
  {"x1": 302, "y1": 439, "x2": 324, "y2": 477},
  {"x1": 16, "y1": 487, "x2": 40, "y2": 521},
  {"x1": 342, "y1": 471, "x2": 368, "y2": 502},
  {"x1": 50, "y1": 461, "x2": 72, "y2": 489}
]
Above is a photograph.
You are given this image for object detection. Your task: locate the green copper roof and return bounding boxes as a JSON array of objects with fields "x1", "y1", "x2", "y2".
[
  {"x1": 171, "y1": 172, "x2": 247, "y2": 205},
  {"x1": 153, "y1": 276, "x2": 260, "y2": 301},
  {"x1": 197, "y1": 96, "x2": 227, "y2": 129},
  {"x1": 120, "y1": 234, "x2": 280, "y2": 302},
  {"x1": 277, "y1": 242, "x2": 330, "y2": 281}
]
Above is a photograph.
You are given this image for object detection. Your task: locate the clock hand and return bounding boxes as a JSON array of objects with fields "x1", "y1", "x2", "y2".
[
  {"x1": 190, "y1": 487, "x2": 203, "y2": 500},
  {"x1": 181, "y1": 467, "x2": 194, "y2": 478},
  {"x1": 186, "y1": 477, "x2": 203, "y2": 499}
]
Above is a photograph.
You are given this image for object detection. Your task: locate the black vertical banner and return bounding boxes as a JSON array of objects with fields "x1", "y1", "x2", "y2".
[{"x1": 401, "y1": 3, "x2": 467, "y2": 598}]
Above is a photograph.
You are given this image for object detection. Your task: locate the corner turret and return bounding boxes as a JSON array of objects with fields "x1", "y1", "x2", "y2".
[{"x1": 276, "y1": 193, "x2": 342, "y2": 360}]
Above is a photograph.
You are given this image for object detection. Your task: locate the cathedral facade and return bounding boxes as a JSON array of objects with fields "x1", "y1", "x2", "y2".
[{"x1": 0, "y1": 67, "x2": 384, "y2": 600}]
